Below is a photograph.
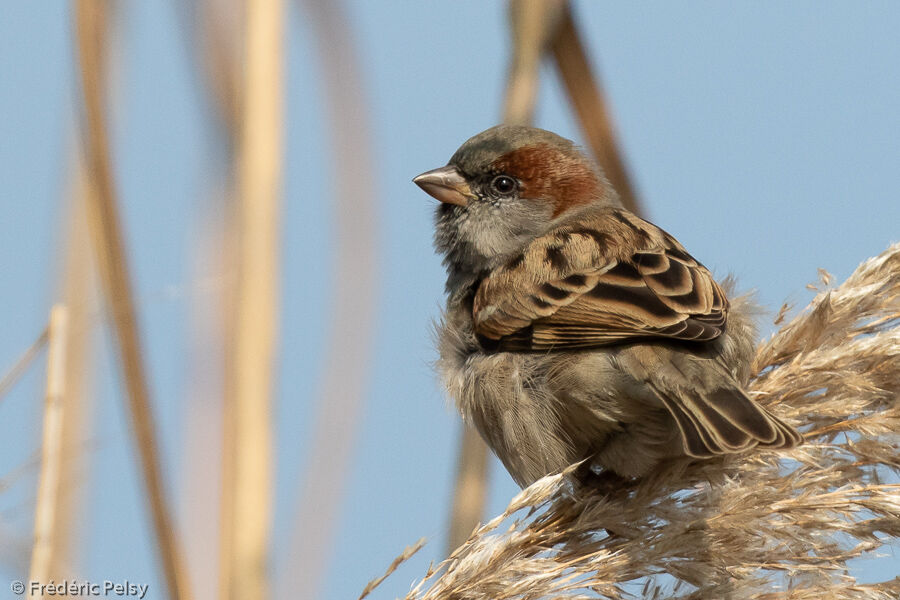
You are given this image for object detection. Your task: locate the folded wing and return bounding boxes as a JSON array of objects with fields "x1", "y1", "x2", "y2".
[{"x1": 473, "y1": 209, "x2": 728, "y2": 351}]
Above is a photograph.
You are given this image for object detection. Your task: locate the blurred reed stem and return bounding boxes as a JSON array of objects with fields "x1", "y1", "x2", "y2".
[
  {"x1": 446, "y1": 0, "x2": 566, "y2": 555},
  {"x1": 278, "y1": 0, "x2": 379, "y2": 597},
  {"x1": 179, "y1": 2, "x2": 241, "y2": 597},
  {"x1": 502, "y1": 0, "x2": 565, "y2": 125},
  {"x1": 74, "y1": 1, "x2": 192, "y2": 598},
  {"x1": 47, "y1": 167, "x2": 96, "y2": 580},
  {"x1": 179, "y1": 0, "x2": 242, "y2": 139},
  {"x1": 197, "y1": 0, "x2": 242, "y2": 138},
  {"x1": 550, "y1": 3, "x2": 642, "y2": 216},
  {"x1": 445, "y1": 426, "x2": 490, "y2": 553},
  {"x1": 218, "y1": 0, "x2": 283, "y2": 598},
  {"x1": 182, "y1": 217, "x2": 228, "y2": 600},
  {"x1": 29, "y1": 305, "x2": 69, "y2": 587},
  {"x1": 0, "y1": 330, "x2": 48, "y2": 403}
]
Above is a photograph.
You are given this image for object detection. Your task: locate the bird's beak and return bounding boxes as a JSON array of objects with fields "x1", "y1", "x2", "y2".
[{"x1": 413, "y1": 166, "x2": 474, "y2": 207}]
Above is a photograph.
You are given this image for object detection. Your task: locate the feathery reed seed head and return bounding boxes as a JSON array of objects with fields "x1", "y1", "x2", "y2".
[{"x1": 364, "y1": 243, "x2": 900, "y2": 600}]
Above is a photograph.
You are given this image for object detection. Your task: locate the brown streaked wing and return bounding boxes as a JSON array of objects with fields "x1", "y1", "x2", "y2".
[{"x1": 473, "y1": 210, "x2": 729, "y2": 351}]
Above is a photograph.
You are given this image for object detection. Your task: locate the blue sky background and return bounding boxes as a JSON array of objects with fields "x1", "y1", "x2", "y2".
[{"x1": 0, "y1": 2, "x2": 898, "y2": 599}]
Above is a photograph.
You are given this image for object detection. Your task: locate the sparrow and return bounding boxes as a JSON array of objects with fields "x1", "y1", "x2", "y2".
[{"x1": 414, "y1": 124, "x2": 802, "y2": 488}]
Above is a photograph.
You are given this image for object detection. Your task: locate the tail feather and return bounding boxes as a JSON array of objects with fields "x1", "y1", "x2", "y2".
[
  {"x1": 706, "y1": 388, "x2": 779, "y2": 443},
  {"x1": 661, "y1": 396, "x2": 725, "y2": 456},
  {"x1": 660, "y1": 386, "x2": 802, "y2": 458}
]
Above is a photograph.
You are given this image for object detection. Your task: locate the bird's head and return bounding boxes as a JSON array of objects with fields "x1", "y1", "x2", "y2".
[{"x1": 414, "y1": 125, "x2": 619, "y2": 289}]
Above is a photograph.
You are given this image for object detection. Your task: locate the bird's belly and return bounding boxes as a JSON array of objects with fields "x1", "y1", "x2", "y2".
[
  {"x1": 460, "y1": 351, "x2": 574, "y2": 486},
  {"x1": 438, "y1": 342, "x2": 620, "y2": 487}
]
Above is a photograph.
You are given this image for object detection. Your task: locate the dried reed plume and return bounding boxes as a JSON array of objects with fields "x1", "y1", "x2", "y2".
[{"x1": 365, "y1": 242, "x2": 900, "y2": 599}]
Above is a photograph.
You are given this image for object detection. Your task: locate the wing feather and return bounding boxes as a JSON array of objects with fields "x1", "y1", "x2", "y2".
[{"x1": 473, "y1": 209, "x2": 729, "y2": 351}]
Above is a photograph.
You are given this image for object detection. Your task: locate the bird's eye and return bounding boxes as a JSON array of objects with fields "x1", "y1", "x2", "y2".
[{"x1": 491, "y1": 175, "x2": 517, "y2": 196}]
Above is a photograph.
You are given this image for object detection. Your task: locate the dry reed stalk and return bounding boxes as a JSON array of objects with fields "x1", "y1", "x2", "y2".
[
  {"x1": 74, "y1": 2, "x2": 192, "y2": 599},
  {"x1": 178, "y1": 0, "x2": 242, "y2": 137},
  {"x1": 196, "y1": 0, "x2": 242, "y2": 137},
  {"x1": 178, "y1": 2, "x2": 241, "y2": 597},
  {"x1": 446, "y1": 425, "x2": 491, "y2": 554},
  {"x1": 217, "y1": 203, "x2": 239, "y2": 600},
  {"x1": 29, "y1": 305, "x2": 69, "y2": 588},
  {"x1": 550, "y1": 3, "x2": 643, "y2": 216},
  {"x1": 182, "y1": 218, "x2": 227, "y2": 600},
  {"x1": 44, "y1": 140, "x2": 100, "y2": 582},
  {"x1": 366, "y1": 242, "x2": 900, "y2": 599},
  {"x1": 447, "y1": 0, "x2": 569, "y2": 557},
  {"x1": 502, "y1": 0, "x2": 566, "y2": 125},
  {"x1": 358, "y1": 538, "x2": 427, "y2": 600},
  {"x1": 278, "y1": 0, "x2": 379, "y2": 597},
  {"x1": 0, "y1": 330, "x2": 48, "y2": 403},
  {"x1": 218, "y1": 0, "x2": 283, "y2": 598}
]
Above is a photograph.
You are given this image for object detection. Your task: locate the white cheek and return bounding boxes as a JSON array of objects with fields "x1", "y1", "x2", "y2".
[
  {"x1": 471, "y1": 213, "x2": 518, "y2": 256},
  {"x1": 463, "y1": 200, "x2": 548, "y2": 258}
]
